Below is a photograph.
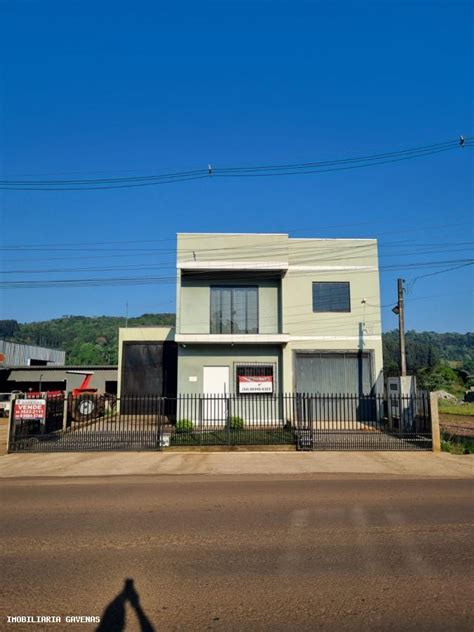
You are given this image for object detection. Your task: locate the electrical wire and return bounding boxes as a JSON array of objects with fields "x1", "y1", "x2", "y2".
[
  {"x1": 408, "y1": 261, "x2": 474, "y2": 288},
  {"x1": 3, "y1": 244, "x2": 473, "y2": 275},
  {"x1": 1, "y1": 219, "x2": 470, "y2": 251},
  {"x1": 0, "y1": 137, "x2": 470, "y2": 190},
  {"x1": 1, "y1": 258, "x2": 472, "y2": 289}
]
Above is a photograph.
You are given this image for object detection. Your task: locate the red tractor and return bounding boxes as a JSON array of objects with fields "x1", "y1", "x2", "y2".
[{"x1": 67, "y1": 371, "x2": 116, "y2": 423}]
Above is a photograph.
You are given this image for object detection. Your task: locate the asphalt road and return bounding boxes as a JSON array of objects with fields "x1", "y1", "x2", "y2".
[{"x1": 1, "y1": 475, "x2": 473, "y2": 632}]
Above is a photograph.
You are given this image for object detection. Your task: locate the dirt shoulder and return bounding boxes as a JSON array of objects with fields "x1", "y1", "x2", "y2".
[{"x1": 440, "y1": 413, "x2": 474, "y2": 437}]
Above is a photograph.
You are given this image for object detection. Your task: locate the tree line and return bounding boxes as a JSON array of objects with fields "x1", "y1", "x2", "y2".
[{"x1": 0, "y1": 314, "x2": 175, "y2": 365}]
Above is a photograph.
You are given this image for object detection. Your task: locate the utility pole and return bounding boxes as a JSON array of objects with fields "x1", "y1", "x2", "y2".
[
  {"x1": 392, "y1": 279, "x2": 407, "y2": 376},
  {"x1": 397, "y1": 278, "x2": 407, "y2": 376},
  {"x1": 125, "y1": 301, "x2": 129, "y2": 328}
]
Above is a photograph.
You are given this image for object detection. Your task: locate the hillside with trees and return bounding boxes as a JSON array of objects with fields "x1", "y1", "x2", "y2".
[
  {"x1": 1, "y1": 316, "x2": 472, "y2": 393},
  {"x1": 383, "y1": 330, "x2": 474, "y2": 394},
  {"x1": 0, "y1": 314, "x2": 175, "y2": 364}
]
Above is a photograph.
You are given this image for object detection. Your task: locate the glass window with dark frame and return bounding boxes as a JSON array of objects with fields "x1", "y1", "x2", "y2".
[
  {"x1": 312, "y1": 282, "x2": 351, "y2": 313},
  {"x1": 210, "y1": 286, "x2": 258, "y2": 334}
]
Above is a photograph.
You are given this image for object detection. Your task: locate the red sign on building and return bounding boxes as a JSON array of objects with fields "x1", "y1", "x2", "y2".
[{"x1": 238, "y1": 375, "x2": 273, "y2": 394}]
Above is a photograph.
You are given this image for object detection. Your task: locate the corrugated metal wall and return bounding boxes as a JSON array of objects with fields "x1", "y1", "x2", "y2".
[
  {"x1": 295, "y1": 352, "x2": 373, "y2": 394},
  {"x1": 121, "y1": 343, "x2": 164, "y2": 396},
  {"x1": 0, "y1": 340, "x2": 66, "y2": 366}
]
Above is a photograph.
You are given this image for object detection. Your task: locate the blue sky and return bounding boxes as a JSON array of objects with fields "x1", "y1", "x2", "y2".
[{"x1": 0, "y1": 0, "x2": 472, "y2": 331}]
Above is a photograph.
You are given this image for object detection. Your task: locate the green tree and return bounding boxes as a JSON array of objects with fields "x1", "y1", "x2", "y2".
[
  {"x1": 0, "y1": 320, "x2": 20, "y2": 338},
  {"x1": 417, "y1": 364, "x2": 459, "y2": 392}
]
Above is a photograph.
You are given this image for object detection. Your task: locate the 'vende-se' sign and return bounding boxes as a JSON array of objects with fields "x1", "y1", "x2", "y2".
[
  {"x1": 238, "y1": 376, "x2": 273, "y2": 394},
  {"x1": 14, "y1": 399, "x2": 46, "y2": 421}
]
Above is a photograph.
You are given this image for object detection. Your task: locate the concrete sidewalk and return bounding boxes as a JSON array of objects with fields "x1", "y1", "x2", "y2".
[{"x1": 0, "y1": 451, "x2": 472, "y2": 478}]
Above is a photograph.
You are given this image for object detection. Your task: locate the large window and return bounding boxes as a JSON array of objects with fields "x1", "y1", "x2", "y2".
[
  {"x1": 312, "y1": 282, "x2": 351, "y2": 313},
  {"x1": 210, "y1": 286, "x2": 258, "y2": 334}
]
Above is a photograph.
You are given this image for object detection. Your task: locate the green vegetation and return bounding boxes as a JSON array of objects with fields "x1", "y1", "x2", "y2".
[
  {"x1": 383, "y1": 330, "x2": 474, "y2": 374},
  {"x1": 441, "y1": 434, "x2": 474, "y2": 455},
  {"x1": 438, "y1": 400, "x2": 474, "y2": 416},
  {"x1": 0, "y1": 320, "x2": 20, "y2": 338},
  {"x1": 383, "y1": 330, "x2": 473, "y2": 396},
  {"x1": 229, "y1": 416, "x2": 245, "y2": 430},
  {"x1": 175, "y1": 419, "x2": 193, "y2": 433},
  {"x1": 171, "y1": 429, "x2": 295, "y2": 446},
  {"x1": 418, "y1": 365, "x2": 464, "y2": 396},
  {"x1": 0, "y1": 314, "x2": 175, "y2": 365}
]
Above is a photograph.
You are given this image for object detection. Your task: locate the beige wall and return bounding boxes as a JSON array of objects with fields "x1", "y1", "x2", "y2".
[
  {"x1": 281, "y1": 238, "x2": 383, "y2": 391},
  {"x1": 177, "y1": 232, "x2": 288, "y2": 264},
  {"x1": 175, "y1": 233, "x2": 383, "y2": 395},
  {"x1": 283, "y1": 239, "x2": 381, "y2": 337}
]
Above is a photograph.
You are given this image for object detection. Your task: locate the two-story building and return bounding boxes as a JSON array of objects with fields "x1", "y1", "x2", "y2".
[{"x1": 175, "y1": 232, "x2": 383, "y2": 399}]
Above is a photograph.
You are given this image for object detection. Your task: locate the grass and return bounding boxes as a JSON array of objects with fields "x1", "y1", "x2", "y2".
[
  {"x1": 170, "y1": 429, "x2": 296, "y2": 446},
  {"x1": 438, "y1": 400, "x2": 474, "y2": 416},
  {"x1": 441, "y1": 433, "x2": 474, "y2": 455}
]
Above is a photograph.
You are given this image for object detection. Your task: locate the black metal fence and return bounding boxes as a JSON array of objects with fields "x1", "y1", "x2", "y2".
[
  {"x1": 9, "y1": 395, "x2": 65, "y2": 452},
  {"x1": 9, "y1": 394, "x2": 166, "y2": 452},
  {"x1": 295, "y1": 392, "x2": 432, "y2": 450},
  {"x1": 8, "y1": 392, "x2": 433, "y2": 452}
]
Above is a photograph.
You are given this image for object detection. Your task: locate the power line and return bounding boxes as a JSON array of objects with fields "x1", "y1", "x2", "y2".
[
  {"x1": 3, "y1": 244, "x2": 473, "y2": 275},
  {"x1": 4, "y1": 138, "x2": 461, "y2": 179},
  {"x1": 1, "y1": 258, "x2": 472, "y2": 289},
  {"x1": 213, "y1": 145, "x2": 468, "y2": 178},
  {"x1": 0, "y1": 137, "x2": 470, "y2": 190},
  {"x1": 214, "y1": 139, "x2": 463, "y2": 172},
  {"x1": 2, "y1": 219, "x2": 470, "y2": 254},
  {"x1": 408, "y1": 261, "x2": 474, "y2": 288}
]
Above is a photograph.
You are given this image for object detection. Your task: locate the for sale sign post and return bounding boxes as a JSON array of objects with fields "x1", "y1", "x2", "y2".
[
  {"x1": 14, "y1": 399, "x2": 47, "y2": 422},
  {"x1": 238, "y1": 376, "x2": 273, "y2": 394}
]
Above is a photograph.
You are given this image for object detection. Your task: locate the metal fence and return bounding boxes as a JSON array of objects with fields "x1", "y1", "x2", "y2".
[
  {"x1": 295, "y1": 392, "x2": 432, "y2": 450},
  {"x1": 8, "y1": 392, "x2": 433, "y2": 452},
  {"x1": 9, "y1": 395, "x2": 166, "y2": 452}
]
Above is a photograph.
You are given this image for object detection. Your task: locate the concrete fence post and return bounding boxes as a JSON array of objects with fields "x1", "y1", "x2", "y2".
[
  {"x1": 6, "y1": 396, "x2": 17, "y2": 453},
  {"x1": 429, "y1": 392, "x2": 441, "y2": 452},
  {"x1": 62, "y1": 396, "x2": 69, "y2": 432}
]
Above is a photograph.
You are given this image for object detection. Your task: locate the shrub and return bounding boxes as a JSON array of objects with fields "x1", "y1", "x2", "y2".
[
  {"x1": 229, "y1": 416, "x2": 245, "y2": 430},
  {"x1": 175, "y1": 419, "x2": 193, "y2": 433},
  {"x1": 418, "y1": 364, "x2": 460, "y2": 394},
  {"x1": 441, "y1": 432, "x2": 474, "y2": 455}
]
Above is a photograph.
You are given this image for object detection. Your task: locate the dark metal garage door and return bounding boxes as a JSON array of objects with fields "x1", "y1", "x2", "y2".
[{"x1": 122, "y1": 343, "x2": 164, "y2": 396}]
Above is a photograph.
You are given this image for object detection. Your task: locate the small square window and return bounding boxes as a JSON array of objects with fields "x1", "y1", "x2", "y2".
[{"x1": 312, "y1": 282, "x2": 351, "y2": 312}]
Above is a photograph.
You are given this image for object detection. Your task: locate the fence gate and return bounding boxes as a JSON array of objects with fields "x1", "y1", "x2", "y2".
[
  {"x1": 294, "y1": 393, "x2": 432, "y2": 451},
  {"x1": 9, "y1": 395, "x2": 165, "y2": 453}
]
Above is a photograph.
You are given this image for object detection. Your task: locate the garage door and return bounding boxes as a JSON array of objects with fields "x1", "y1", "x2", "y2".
[
  {"x1": 295, "y1": 352, "x2": 373, "y2": 395},
  {"x1": 122, "y1": 343, "x2": 164, "y2": 396}
]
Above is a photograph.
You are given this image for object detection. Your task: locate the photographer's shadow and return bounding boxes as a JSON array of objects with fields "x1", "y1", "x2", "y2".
[{"x1": 96, "y1": 578, "x2": 155, "y2": 632}]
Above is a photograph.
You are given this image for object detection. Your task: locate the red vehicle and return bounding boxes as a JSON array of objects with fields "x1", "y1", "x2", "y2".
[
  {"x1": 23, "y1": 372, "x2": 115, "y2": 423},
  {"x1": 67, "y1": 371, "x2": 116, "y2": 422}
]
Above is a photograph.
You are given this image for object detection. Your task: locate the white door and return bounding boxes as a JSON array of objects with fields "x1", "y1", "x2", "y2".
[{"x1": 203, "y1": 366, "x2": 229, "y2": 424}]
